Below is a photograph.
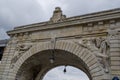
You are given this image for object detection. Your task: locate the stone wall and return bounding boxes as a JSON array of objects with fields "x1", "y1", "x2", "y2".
[{"x1": 0, "y1": 8, "x2": 120, "y2": 80}]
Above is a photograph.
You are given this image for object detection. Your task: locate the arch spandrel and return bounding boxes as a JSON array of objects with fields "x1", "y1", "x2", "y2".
[{"x1": 12, "y1": 40, "x2": 105, "y2": 80}]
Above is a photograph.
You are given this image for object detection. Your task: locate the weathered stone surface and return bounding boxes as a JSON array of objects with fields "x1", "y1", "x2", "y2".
[{"x1": 0, "y1": 7, "x2": 120, "y2": 80}]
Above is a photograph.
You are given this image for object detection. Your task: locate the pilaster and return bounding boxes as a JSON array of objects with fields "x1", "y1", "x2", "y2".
[
  {"x1": 108, "y1": 20, "x2": 120, "y2": 78},
  {"x1": 0, "y1": 35, "x2": 17, "y2": 80}
]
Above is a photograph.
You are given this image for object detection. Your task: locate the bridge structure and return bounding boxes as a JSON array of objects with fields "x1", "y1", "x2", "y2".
[{"x1": 0, "y1": 7, "x2": 120, "y2": 80}]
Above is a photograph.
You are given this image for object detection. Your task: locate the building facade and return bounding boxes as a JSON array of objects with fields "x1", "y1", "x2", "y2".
[{"x1": 0, "y1": 7, "x2": 120, "y2": 80}]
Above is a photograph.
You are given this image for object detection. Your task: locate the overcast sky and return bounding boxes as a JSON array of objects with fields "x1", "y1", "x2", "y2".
[
  {"x1": 43, "y1": 66, "x2": 89, "y2": 80},
  {"x1": 0, "y1": 0, "x2": 120, "y2": 80},
  {"x1": 0, "y1": 0, "x2": 120, "y2": 39}
]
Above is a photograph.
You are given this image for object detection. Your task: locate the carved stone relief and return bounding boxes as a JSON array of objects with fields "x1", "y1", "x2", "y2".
[
  {"x1": 50, "y1": 7, "x2": 66, "y2": 23},
  {"x1": 74, "y1": 37, "x2": 110, "y2": 73},
  {"x1": 108, "y1": 30, "x2": 120, "y2": 40},
  {"x1": 11, "y1": 43, "x2": 32, "y2": 68},
  {"x1": 16, "y1": 32, "x2": 31, "y2": 41},
  {"x1": 92, "y1": 37, "x2": 110, "y2": 73}
]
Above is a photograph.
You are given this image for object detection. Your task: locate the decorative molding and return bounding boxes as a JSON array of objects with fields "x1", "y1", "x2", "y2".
[
  {"x1": 87, "y1": 23, "x2": 93, "y2": 26},
  {"x1": 98, "y1": 21, "x2": 104, "y2": 25},
  {"x1": 108, "y1": 29, "x2": 120, "y2": 40},
  {"x1": 7, "y1": 8, "x2": 120, "y2": 35},
  {"x1": 110, "y1": 20, "x2": 116, "y2": 24}
]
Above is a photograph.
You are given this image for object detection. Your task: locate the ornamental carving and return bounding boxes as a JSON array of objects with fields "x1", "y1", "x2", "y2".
[
  {"x1": 11, "y1": 43, "x2": 32, "y2": 68},
  {"x1": 16, "y1": 43, "x2": 32, "y2": 51},
  {"x1": 108, "y1": 30, "x2": 120, "y2": 40},
  {"x1": 50, "y1": 7, "x2": 66, "y2": 23},
  {"x1": 75, "y1": 37, "x2": 110, "y2": 73},
  {"x1": 92, "y1": 38, "x2": 110, "y2": 73}
]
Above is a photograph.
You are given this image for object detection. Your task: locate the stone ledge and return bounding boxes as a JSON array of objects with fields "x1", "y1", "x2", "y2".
[
  {"x1": 111, "y1": 57, "x2": 120, "y2": 61},
  {"x1": 7, "y1": 8, "x2": 120, "y2": 35}
]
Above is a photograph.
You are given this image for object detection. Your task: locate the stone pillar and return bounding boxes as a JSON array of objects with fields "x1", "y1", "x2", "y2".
[
  {"x1": 0, "y1": 35, "x2": 17, "y2": 80},
  {"x1": 108, "y1": 20, "x2": 120, "y2": 78}
]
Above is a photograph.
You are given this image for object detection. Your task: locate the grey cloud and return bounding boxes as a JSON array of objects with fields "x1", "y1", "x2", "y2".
[
  {"x1": 0, "y1": 0, "x2": 120, "y2": 39},
  {"x1": 0, "y1": 0, "x2": 46, "y2": 29},
  {"x1": 61, "y1": 0, "x2": 120, "y2": 17},
  {"x1": 0, "y1": 0, "x2": 47, "y2": 39},
  {"x1": 0, "y1": 28, "x2": 9, "y2": 39}
]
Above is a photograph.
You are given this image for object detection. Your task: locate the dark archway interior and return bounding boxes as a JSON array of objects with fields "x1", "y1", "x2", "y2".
[
  {"x1": 16, "y1": 49, "x2": 92, "y2": 80},
  {"x1": 0, "y1": 47, "x2": 5, "y2": 60}
]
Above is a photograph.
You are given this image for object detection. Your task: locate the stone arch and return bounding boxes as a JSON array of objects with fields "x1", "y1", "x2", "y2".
[
  {"x1": 35, "y1": 64, "x2": 91, "y2": 80},
  {"x1": 11, "y1": 41, "x2": 105, "y2": 80},
  {"x1": 35, "y1": 62, "x2": 91, "y2": 80}
]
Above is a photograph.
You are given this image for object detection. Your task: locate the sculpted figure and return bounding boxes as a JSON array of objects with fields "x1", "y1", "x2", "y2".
[
  {"x1": 50, "y1": 7, "x2": 66, "y2": 23},
  {"x1": 74, "y1": 38, "x2": 110, "y2": 72},
  {"x1": 11, "y1": 43, "x2": 32, "y2": 68},
  {"x1": 93, "y1": 38, "x2": 110, "y2": 72},
  {"x1": 15, "y1": 43, "x2": 32, "y2": 58},
  {"x1": 17, "y1": 44, "x2": 32, "y2": 51}
]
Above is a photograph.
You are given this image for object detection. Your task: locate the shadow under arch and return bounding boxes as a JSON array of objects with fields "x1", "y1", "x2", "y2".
[
  {"x1": 34, "y1": 49, "x2": 92, "y2": 80},
  {"x1": 12, "y1": 41, "x2": 104, "y2": 80}
]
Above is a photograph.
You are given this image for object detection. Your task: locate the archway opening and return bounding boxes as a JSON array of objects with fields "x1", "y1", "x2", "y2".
[
  {"x1": 15, "y1": 49, "x2": 92, "y2": 80},
  {"x1": 43, "y1": 66, "x2": 90, "y2": 80}
]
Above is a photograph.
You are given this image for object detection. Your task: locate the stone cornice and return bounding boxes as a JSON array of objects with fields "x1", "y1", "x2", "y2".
[{"x1": 7, "y1": 8, "x2": 120, "y2": 35}]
